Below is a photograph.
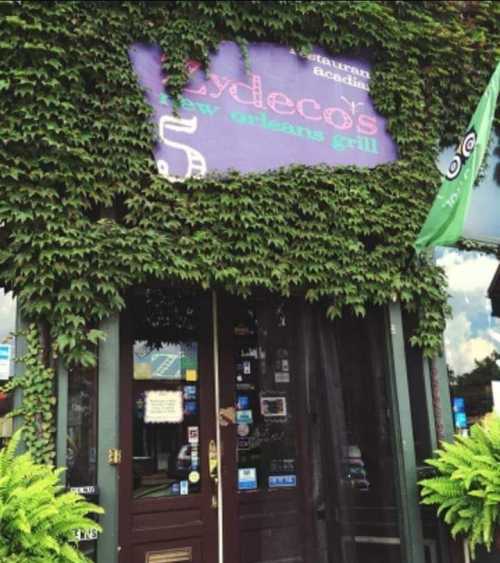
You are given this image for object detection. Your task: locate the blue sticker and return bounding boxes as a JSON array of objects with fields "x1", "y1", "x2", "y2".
[
  {"x1": 171, "y1": 482, "x2": 180, "y2": 495},
  {"x1": 238, "y1": 468, "x2": 257, "y2": 490},
  {"x1": 180, "y1": 480, "x2": 189, "y2": 495},
  {"x1": 184, "y1": 400, "x2": 197, "y2": 416},
  {"x1": 455, "y1": 412, "x2": 467, "y2": 429},
  {"x1": 0, "y1": 345, "x2": 10, "y2": 360},
  {"x1": 237, "y1": 395, "x2": 250, "y2": 410},
  {"x1": 184, "y1": 385, "x2": 197, "y2": 400},
  {"x1": 453, "y1": 397, "x2": 465, "y2": 413},
  {"x1": 236, "y1": 409, "x2": 253, "y2": 424},
  {"x1": 268, "y1": 474, "x2": 297, "y2": 488}
]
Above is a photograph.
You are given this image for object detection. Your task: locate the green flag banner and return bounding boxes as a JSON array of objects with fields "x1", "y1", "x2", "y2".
[{"x1": 414, "y1": 62, "x2": 500, "y2": 254}]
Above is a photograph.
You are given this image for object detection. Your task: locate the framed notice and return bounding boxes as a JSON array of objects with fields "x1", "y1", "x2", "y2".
[
  {"x1": 260, "y1": 396, "x2": 287, "y2": 418},
  {"x1": 144, "y1": 390, "x2": 184, "y2": 424}
]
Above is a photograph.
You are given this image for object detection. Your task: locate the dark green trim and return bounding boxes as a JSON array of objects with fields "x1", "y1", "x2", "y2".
[
  {"x1": 422, "y1": 358, "x2": 452, "y2": 563},
  {"x1": 56, "y1": 359, "x2": 68, "y2": 482},
  {"x1": 422, "y1": 357, "x2": 438, "y2": 452},
  {"x1": 96, "y1": 314, "x2": 120, "y2": 563},
  {"x1": 385, "y1": 302, "x2": 426, "y2": 563},
  {"x1": 435, "y1": 348, "x2": 454, "y2": 442},
  {"x1": 13, "y1": 307, "x2": 27, "y2": 433}
]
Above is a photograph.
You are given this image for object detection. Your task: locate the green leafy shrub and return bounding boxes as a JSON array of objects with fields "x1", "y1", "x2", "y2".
[
  {"x1": 420, "y1": 413, "x2": 500, "y2": 558},
  {"x1": 0, "y1": 429, "x2": 103, "y2": 563}
]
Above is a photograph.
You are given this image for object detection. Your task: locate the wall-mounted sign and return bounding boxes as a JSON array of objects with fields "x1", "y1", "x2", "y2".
[
  {"x1": 144, "y1": 390, "x2": 184, "y2": 424},
  {"x1": 0, "y1": 344, "x2": 12, "y2": 381},
  {"x1": 129, "y1": 42, "x2": 398, "y2": 181}
]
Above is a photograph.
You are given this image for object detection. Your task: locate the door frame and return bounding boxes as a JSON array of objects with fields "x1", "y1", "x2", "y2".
[{"x1": 92, "y1": 296, "x2": 434, "y2": 563}]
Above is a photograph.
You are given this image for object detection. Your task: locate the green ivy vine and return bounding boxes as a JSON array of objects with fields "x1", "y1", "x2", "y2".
[
  {"x1": 0, "y1": 1, "x2": 499, "y2": 451},
  {"x1": 1, "y1": 326, "x2": 56, "y2": 464}
]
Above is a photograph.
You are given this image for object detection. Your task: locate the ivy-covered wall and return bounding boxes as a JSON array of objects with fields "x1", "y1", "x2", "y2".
[{"x1": 0, "y1": 1, "x2": 499, "y2": 389}]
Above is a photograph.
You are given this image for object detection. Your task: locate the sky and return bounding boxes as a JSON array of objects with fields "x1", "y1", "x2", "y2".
[{"x1": 437, "y1": 248, "x2": 500, "y2": 376}]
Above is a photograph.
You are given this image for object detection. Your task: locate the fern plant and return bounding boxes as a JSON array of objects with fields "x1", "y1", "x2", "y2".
[
  {"x1": 420, "y1": 413, "x2": 500, "y2": 558},
  {"x1": 0, "y1": 429, "x2": 104, "y2": 563}
]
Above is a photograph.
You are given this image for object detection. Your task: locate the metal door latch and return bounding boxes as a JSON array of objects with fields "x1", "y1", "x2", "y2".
[{"x1": 108, "y1": 448, "x2": 122, "y2": 465}]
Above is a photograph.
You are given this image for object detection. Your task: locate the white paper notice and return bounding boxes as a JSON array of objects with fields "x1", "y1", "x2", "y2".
[{"x1": 144, "y1": 390, "x2": 184, "y2": 424}]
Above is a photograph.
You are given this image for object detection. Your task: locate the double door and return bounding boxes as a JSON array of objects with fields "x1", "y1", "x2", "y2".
[{"x1": 118, "y1": 290, "x2": 313, "y2": 563}]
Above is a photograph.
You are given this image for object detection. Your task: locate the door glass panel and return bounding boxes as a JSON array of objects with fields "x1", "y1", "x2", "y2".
[
  {"x1": 232, "y1": 300, "x2": 298, "y2": 493},
  {"x1": 226, "y1": 297, "x2": 403, "y2": 563},
  {"x1": 131, "y1": 289, "x2": 202, "y2": 499},
  {"x1": 67, "y1": 366, "x2": 98, "y2": 487}
]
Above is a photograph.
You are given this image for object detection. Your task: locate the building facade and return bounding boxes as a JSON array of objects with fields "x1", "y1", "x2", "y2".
[{"x1": 2, "y1": 2, "x2": 499, "y2": 563}]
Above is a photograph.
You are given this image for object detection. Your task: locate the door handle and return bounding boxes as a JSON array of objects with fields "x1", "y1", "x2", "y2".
[{"x1": 208, "y1": 439, "x2": 218, "y2": 484}]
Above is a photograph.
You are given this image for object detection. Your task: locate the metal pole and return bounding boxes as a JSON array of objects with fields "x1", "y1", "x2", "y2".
[{"x1": 212, "y1": 290, "x2": 224, "y2": 563}]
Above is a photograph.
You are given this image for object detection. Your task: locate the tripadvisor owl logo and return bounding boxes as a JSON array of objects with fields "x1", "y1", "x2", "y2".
[{"x1": 446, "y1": 127, "x2": 477, "y2": 180}]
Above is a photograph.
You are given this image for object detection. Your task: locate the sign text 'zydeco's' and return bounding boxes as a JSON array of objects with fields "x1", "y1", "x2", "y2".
[{"x1": 129, "y1": 42, "x2": 398, "y2": 180}]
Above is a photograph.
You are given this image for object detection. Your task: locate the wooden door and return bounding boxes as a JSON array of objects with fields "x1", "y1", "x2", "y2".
[
  {"x1": 118, "y1": 289, "x2": 219, "y2": 563},
  {"x1": 218, "y1": 295, "x2": 315, "y2": 563}
]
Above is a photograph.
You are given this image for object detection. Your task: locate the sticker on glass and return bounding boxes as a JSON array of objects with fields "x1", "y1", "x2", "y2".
[
  {"x1": 268, "y1": 474, "x2": 296, "y2": 488},
  {"x1": 185, "y1": 369, "x2": 198, "y2": 382},
  {"x1": 180, "y1": 480, "x2": 189, "y2": 495},
  {"x1": 236, "y1": 409, "x2": 253, "y2": 424},
  {"x1": 188, "y1": 470, "x2": 200, "y2": 484},
  {"x1": 238, "y1": 467, "x2": 258, "y2": 490},
  {"x1": 237, "y1": 395, "x2": 250, "y2": 410},
  {"x1": 184, "y1": 401, "x2": 197, "y2": 416},
  {"x1": 274, "y1": 372, "x2": 290, "y2": 384},
  {"x1": 183, "y1": 385, "x2": 197, "y2": 400},
  {"x1": 188, "y1": 426, "x2": 199, "y2": 444},
  {"x1": 237, "y1": 423, "x2": 250, "y2": 437}
]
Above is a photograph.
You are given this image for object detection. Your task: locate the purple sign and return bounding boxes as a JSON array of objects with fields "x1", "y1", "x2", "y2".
[{"x1": 129, "y1": 42, "x2": 397, "y2": 180}]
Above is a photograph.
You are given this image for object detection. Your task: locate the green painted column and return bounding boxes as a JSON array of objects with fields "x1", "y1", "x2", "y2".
[
  {"x1": 96, "y1": 314, "x2": 120, "y2": 563},
  {"x1": 434, "y1": 348, "x2": 454, "y2": 442},
  {"x1": 422, "y1": 357, "x2": 438, "y2": 452},
  {"x1": 56, "y1": 359, "x2": 68, "y2": 482},
  {"x1": 12, "y1": 307, "x2": 28, "y2": 433},
  {"x1": 385, "y1": 302, "x2": 426, "y2": 563}
]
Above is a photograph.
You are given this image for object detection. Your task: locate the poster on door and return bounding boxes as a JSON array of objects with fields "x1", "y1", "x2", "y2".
[
  {"x1": 129, "y1": 41, "x2": 398, "y2": 182},
  {"x1": 133, "y1": 341, "x2": 198, "y2": 380}
]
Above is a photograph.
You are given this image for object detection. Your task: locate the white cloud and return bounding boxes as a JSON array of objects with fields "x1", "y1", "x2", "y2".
[
  {"x1": 439, "y1": 249, "x2": 500, "y2": 375},
  {"x1": 437, "y1": 251, "x2": 498, "y2": 294}
]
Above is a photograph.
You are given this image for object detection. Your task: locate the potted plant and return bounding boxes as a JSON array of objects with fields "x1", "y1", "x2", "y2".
[
  {"x1": 420, "y1": 413, "x2": 500, "y2": 559},
  {"x1": 0, "y1": 429, "x2": 103, "y2": 562}
]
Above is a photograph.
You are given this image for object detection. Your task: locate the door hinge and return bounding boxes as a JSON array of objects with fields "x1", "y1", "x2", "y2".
[{"x1": 108, "y1": 448, "x2": 122, "y2": 465}]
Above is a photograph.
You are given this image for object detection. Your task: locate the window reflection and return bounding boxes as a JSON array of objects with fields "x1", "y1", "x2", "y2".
[
  {"x1": 439, "y1": 248, "x2": 500, "y2": 430},
  {"x1": 66, "y1": 367, "x2": 98, "y2": 487}
]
